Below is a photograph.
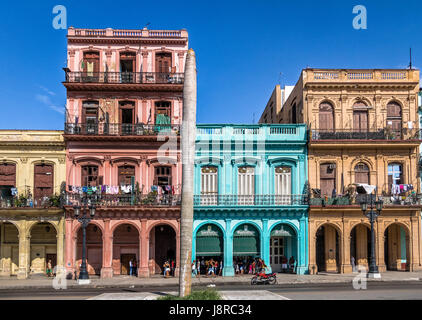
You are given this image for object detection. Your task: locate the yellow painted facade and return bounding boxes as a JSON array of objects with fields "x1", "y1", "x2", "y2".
[{"x1": 0, "y1": 130, "x2": 66, "y2": 279}]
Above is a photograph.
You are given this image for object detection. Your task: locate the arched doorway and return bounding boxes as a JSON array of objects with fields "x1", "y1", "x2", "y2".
[
  {"x1": 350, "y1": 224, "x2": 370, "y2": 269},
  {"x1": 113, "y1": 224, "x2": 140, "y2": 276},
  {"x1": 195, "y1": 224, "x2": 224, "y2": 275},
  {"x1": 0, "y1": 222, "x2": 19, "y2": 276},
  {"x1": 76, "y1": 224, "x2": 103, "y2": 275},
  {"x1": 29, "y1": 223, "x2": 57, "y2": 275},
  {"x1": 233, "y1": 224, "x2": 261, "y2": 271},
  {"x1": 270, "y1": 224, "x2": 297, "y2": 273},
  {"x1": 150, "y1": 224, "x2": 176, "y2": 275},
  {"x1": 315, "y1": 224, "x2": 340, "y2": 273},
  {"x1": 384, "y1": 223, "x2": 409, "y2": 271}
]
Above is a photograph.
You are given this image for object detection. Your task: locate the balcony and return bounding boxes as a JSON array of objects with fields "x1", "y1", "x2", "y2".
[
  {"x1": 64, "y1": 193, "x2": 181, "y2": 207},
  {"x1": 0, "y1": 196, "x2": 62, "y2": 209},
  {"x1": 64, "y1": 71, "x2": 184, "y2": 85},
  {"x1": 194, "y1": 194, "x2": 308, "y2": 207},
  {"x1": 64, "y1": 123, "x2": 180, "y2": 137},
  {"x1": 310, "y1": 128, "x2": 422, "y2": 141},
  {"x1": 196, "y1": 124, "x2": 307, "y2": 142},
  {"x1": 309, "y1": 193, "x2": 422, "y2": 206},
  {"x1": 307, "y1": 69, "x2": 419, "y2": 83}
]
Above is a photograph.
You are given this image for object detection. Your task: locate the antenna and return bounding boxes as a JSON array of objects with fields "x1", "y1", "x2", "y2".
[{"x1": 409, "y1": 48, "x2": 412, "y2": 69}]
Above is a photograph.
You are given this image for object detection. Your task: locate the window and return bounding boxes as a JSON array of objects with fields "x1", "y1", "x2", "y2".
[
  {"x1": 201, "y1": 166, "x2": 218, "y2": 205},
  {"x1": 34, "y1": 164, "x2": 54, "y2": 200},
  {"x1": 154, "y1": 166, "x2": 172, "y2": 190},
  {"x1": 353, "y1": 102, "x2": 368, "y2": 132},
  {"x1": 386, "y1": 101, "x2": 402, "y2": 139},
  {"x1": 120, "y1": 52, "x2": 136, "y2": 83},
  {"x1": 319, "y1": 102, "x2": 334, "y2": 131},
  {"x1": 0, "y1": 163, "x2": 16, "y2": 198},
  {"x1": 274, "y1": 166, "x2": 291, "y2": 204},
  {"x1": 388, "y1": 163, "x2": 403, "y2": 194},
  {"x1": 320, "y1": 163, "x2": 336, "y2": 197},
  {"x1": 238, "y1": 166, "x2": 255, "y2": 205},
  {"x1": 82, "y1": 101, "x2": 99, "y2": 134},
  {"x1": 81, "y1": 165, "x2": 100, "y2": 186},
  {"x1": 155, "y1": 52, "x2": 172, "y2": 73},
  {"x1": 354, "y1": 163, "x2": 370, "y2": 184},
  {"x1": 118, "y1": 165, "x2": 135, "y2": 186},
  {"x1": 119, "y1": 101, "x2": 135, "y2": 135},
  {"x1": 82, "y1": 51, "x2": 100, "y2": 78}
]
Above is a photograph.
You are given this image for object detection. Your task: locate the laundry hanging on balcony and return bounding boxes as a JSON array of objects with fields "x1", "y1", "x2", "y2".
[
  {"x1": 155, "y1": 113, "x2": 171, "y2": 133},
  {"x1": 391, "y1": 184, "x2": 413, "y2": 195},
  {"x1": 353, "y1": 183, "x2": 376, "y2": 194}
]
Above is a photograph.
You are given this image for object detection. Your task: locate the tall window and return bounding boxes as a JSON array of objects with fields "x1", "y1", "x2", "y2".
[
  {"x1": 82, "y1": 51, "x2": 100, "y2": 80},
  {"x1": 201, "y1": 166, "x2": 218, "y2": 205},
  {"x1": 320, "y1": 163, "x2": 336, "y2": 197},
  {"x1": 238, "y1": 166, "x2": 255, "y2": 205},
  {"x1": 82, "y1": 165, "x2": 100, "y2": 186},
  {"x1": 274, "y1": 166, "x2": 291, "y2": 204},
  {"x1": 154, "y1": 166, "x2": 172, "y2": 188},
  {"x1": 353, "y1": 102, "x2": 368, "y2": 132},
  {"x1": 354, "y1": 163, "x2": 370, "y2": 184},
  {"x1": 118, "y1": 165, "x2": 135, "y2": 186},
  {"x1": 155, "y1": 52, "x2": 172, "y2": 73},
  {"x1": 319, "y1": 102, "x2": 334, "y2": 131},
  {"x1": 34, "y1": 164, "x2": 54, "y2": 200},
  {"x1": 82, "y1": 101, "x2": 99, "y2": 134},
  {"x1": 120, "y1": 52, "x2": 136, "y2": 83},
  {"x1": 0, "y1": 163, "x2": 16, "y2": 198},
  {"x1": 387, "y1": 101, "x2": 402, "y2": 139},
  {"x1": 119, "y1": 101, "x2": 135, "y2": 135},
  {"x1": 388, "y1": 163, "x2": 403, "y2": 194}
]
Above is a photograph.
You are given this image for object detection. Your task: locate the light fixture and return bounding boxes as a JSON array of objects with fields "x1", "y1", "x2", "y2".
[
  {"x1": 89, "y1": 204, "x2": 96, "y2": 217},
  {"x1": 360, "y1": 201, "x2": 367, "y2": 212},
  {"x1": 375, "y1": 200, "x2": 383, "y2": 212},
  {"x1": 74, "y1": 205, "x2": 81, "y2": 217}
]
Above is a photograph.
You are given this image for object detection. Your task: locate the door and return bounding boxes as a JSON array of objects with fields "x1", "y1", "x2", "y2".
[
  {"x1": 155, "y1": 52, "x2": 172, "y2": 83},
  {"x1": 120, "y1": 52, "x2": 136, "y2": 83},
  {"x1": 120, "y1": 254, "x2": 136, "y2": 275},
  {"x1": 82, "y1": 101, "x2": 99, "y2": 134},
  {"x1": 320, "y1": 164, "x2": 336, "y2": 197},
  {"x1": 119, "y1": 102, "x2": 135, "y2": 135},
  {"x1": 319, "y1": 103, "x2": 334, "y2": 131},
  {"x1": 270, "y1": 237, "x2": 284, "y2": 272},
  {"x1": 353, "y1": 110, "x2": 368, "y2": 132},
  {"x1": 387, "y1": 102, "x2": 402, "y2": 139},
  {"x1": 118, "y1": 166, "x2": 135, "y2": 186},
  {"x1": 83, "y1": 52, "x2": 100, "y2": 81},
  {"x1": 34, "y1": 164, "x2": 54, "y2": 202}
]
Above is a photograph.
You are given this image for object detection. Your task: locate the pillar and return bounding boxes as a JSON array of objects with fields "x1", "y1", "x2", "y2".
[
  {"x1": 139, "y1": 219, "x2": 149, "y2": 277},
  {"x1": 56, "y1": 219, "x2": 65, "y2": 271},
  {"x1": 17, "y1": 228, "x2": 29, "y2": 280},
  {"x1": 175, "y1": 221, "x2": 180, "y2": 277},
  {"x1": 325, "y1": 226, "x2": 337, "y2": 272},
  {"x1": 64, "y1": 218, "x2": 74, "y2": 275},
  {"x1": 308, "y1": 222, "x2": 318, "y2": 275},
  {"x1": 101, "y1": 220, "x2": 113, "y2": 278},
  {"x1": 223, "y1": 219, "x2": 234, "y2": 276},
  {"x1": 296, "y1": 216, "x2": 308, "y2": 275},
  {"x1": 342, "y1": 222, "x2": 352, "y2": 273},
  {"x1": 410, "y1": 217, "x2": 421, "y2": 271},
  {"x1": 262, "y1": 219, "x2": 271, "y2": 273},
  {"x1": 377, "y1": 221, "x2": 386, "y2": 272}
]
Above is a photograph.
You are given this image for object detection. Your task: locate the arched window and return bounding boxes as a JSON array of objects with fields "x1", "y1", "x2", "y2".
[
  {"x1": 387, "y1": 101, "x2": 402, "y2": 139},
  {"x1": 353, "y1": 101, "x2": 368, "y2": 132},
  {"x1": 319, "y1": 102, "x2": 334, "y2": 131},
  {"x1": 354, "y1": 163, "x2": 370, "y2": 184}
]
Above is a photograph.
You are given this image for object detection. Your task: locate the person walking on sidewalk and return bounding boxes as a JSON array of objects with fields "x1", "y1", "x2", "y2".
[
  {"x1": 133, "y1": 259, "x2": 138, "y2": 277},
  {"x1": 197, "y1": 259, "x2": 201, "y2": 276},
  {"x1": 192, "y1": 260, "x2": 197, "y2": 277}
]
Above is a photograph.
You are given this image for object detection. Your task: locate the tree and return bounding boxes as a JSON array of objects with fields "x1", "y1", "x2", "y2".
[{"x1": 179, "y1": 49, "x2": 197, "y2": 297}]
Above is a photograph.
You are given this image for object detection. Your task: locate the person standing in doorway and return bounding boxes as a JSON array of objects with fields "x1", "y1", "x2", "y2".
[
  {"x1": 46, "y1": 260, "x2": 52, "y2": 278},
  {"x1": 129, "y1": 259, "x2": 133, "y2": 276}
]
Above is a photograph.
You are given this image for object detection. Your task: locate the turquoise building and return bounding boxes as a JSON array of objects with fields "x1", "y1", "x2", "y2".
[{"x1": 192, "y1": 124, "x2": 309, "y2": 276}]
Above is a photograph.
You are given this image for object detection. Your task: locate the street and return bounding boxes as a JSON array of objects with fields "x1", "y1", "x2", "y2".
[{"x1": 1, "y1": 281, "x2": 422, "y2": 300}]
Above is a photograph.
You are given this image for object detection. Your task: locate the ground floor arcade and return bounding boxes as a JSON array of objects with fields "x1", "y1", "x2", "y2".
[
  {"x1": 193, "y1": 209, "x2": 309, "y2": 276},
  {"x1": 0, "y1": 209, "x2": 65, "y2": 279},
  {"x1": 64, "y1": 207, "x2": 180, "y2": 278},
  {"x1": 308, "y1": 206, "x2": 422, "y2": 274}
]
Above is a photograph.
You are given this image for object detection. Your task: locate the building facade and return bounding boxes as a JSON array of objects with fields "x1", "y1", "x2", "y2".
[
  {"x1": 259, "y1": 85, "x2": 294, "y2": 124},
  {"x1": 263, "y1": 68, "x2": 422, "y2": 273},
  {"x1": 0, "y1": 130, "x2": 66, "y2": 279},
  {"x1": 193, "y1": 124, "x2": 309, "y2": 275},
  {"x1": 62, "y1": 27, "x2": 187, "y2": 278}
]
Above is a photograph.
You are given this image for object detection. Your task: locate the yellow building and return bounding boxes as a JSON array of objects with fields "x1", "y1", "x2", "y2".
[
  {"x1": 262, "y1": 69, "x2": 422, "y2": 273},
  {"x1": 0, "y1": 130, "x2": 66, "y2": 279}
]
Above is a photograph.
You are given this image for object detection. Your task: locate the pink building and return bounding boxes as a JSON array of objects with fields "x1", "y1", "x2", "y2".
[{"x1": 62, "y1": 27, "x2": 187, "y2": 278}]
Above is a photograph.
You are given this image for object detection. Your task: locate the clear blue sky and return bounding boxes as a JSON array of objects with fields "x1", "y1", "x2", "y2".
[{"x1": 0, "y1": 0, "x2": 420, "y2": 129}]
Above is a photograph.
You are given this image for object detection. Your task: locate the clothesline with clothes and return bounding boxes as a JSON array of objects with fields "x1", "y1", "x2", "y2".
[
  {"x1": 391, "y1": 184, "x2": 414, "y2": 195},
  {"x1": 67, "y1": 184, "x2": 181, "y2": 195}
]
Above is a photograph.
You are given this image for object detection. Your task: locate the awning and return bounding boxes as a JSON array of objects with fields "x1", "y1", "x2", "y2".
[{"x1": 353, "y1": 183, "x2": 376, "y2": 194}]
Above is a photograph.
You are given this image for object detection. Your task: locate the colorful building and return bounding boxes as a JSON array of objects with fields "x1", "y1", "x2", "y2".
[
  {"x1": 0, "y1": 130, "x2": 66, "y2": 279},
  {"x1": 262, "y1": 68, "x2": 422, "y2": 273},
  {"x1": 193, "y1": 124, "x2": 309, "y2": 275},
  {"x1": 62, "y1": 27, "x2": 188, "y2": 278}
]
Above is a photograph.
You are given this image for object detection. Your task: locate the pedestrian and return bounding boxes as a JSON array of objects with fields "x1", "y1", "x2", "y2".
[
  {"x1": 163, "y1": 261, "x2": 170, "y2": 278},
  {"x1": 252, "y1": 260, "x2": 256, "y2": 274},
  {"x1": 129, "y1": 259, "x2": 133, "y2": 276},
  {"x1": 192, "y1": 260, "x2": 197, "y2": 277},
  {"x1": 289, "y1": 256, "x2": 295, "y2": 273},
  {"x1": 219, "y1": 260, "x2": 223, "y2": 276},
  {"x1": 46, "y1": 260, "x2": 52, "y2": 278},
  {"x1": 281, "y1": 256, "x2": 288, "y2": 273},
  {"x1": 171, "y1": 259, "x2": 175, "y2": 277},
  {"x1": 351, "y1": 256, "x2": 356, "y2": 272},
  {"x1": 197, "y1": 259, "x2": 201, "y2": 276},
  {"x1": 133, "y1": 259, "x2": 137, "y2": 277}
]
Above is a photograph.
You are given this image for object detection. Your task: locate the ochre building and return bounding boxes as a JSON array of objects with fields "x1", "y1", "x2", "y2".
[
  {"x1": 262, "y1": 68, "x2": 422, "y2": 274},
  {"x1": 0, "y1": 130, "x2": 66, "y2": 279}
]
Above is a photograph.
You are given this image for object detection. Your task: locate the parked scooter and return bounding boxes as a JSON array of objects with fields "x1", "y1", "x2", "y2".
[{"x1": 251, "y1": 272, "x2": 277, "y2": 285}]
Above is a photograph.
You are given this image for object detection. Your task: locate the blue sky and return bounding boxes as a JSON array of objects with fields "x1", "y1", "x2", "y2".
[{"x1": 0, "y1": 0, "x2": 420, "y2": 129}]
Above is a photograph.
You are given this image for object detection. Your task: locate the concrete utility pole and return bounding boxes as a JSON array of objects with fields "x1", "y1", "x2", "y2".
[{"x1": 179, "y1": 48, "x2": 197, "y2": 297}]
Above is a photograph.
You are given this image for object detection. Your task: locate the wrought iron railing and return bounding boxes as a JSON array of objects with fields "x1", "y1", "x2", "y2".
[
  {"x1": 0, "y1": 196, "x2": 62, "y2": 209},
  {"x1": 64, "y1": 123, "x2": 180, "y2": 136},
  {"x1": 309, "y1": 193, "x2": 422, "y2": 206},
  {"x1": 64, "y1": 193, "x2": 181, "y2": 207},
  {"x1": 64, "y1": 71, "x2": 184, "y2": 85},
  {"x1": 194, "y1": 194, "x2": 309, "y2": 206},
  {"x1": 310, "y1": 129, "x2": 422, "y2": 141}
]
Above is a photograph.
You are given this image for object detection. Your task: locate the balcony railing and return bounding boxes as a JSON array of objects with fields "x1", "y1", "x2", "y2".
[
  {"x1": 64, "y1": 193, "x2": 181, "y2": 207},
  {"x1": 309, "y1": 69, "x2": 415, "y2": 82},
  {"x1": 309, "y1": 193, "x2": 422, "y2": 206},
  {"x1": 310, "y1": 129, "x2": 422, "y2": 141},
  {"x1": 64, "y1": 71, "x2": 184, "y2": 85},
  {"x1": 194, "y1": 194, "x2": 308, "y2": 206},
  {"x1": 0, "y1": 196, "x2": 62, "y2": 209},
  {"x1": 64, "y1": 123, "x2": 180, "y2": 136}
]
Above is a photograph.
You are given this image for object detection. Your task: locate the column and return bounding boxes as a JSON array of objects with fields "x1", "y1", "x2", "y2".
[
  {"x1": 56, "y1": 219, "x2": 65, "y2": 272},
  {"x1": 296, "y1": 216, "x2": 308, "y2": 275},
  {"x1": 223, "y1": 219, "x2": 234, "y2": 276},
  {"x1": 175, "y1": 220, "x2": 181, "y2": 277},
  {"x1": 139, "y1": 219, "x2": 149, "y2": 277},
  {"x1": 64, "y1": 218, "x2": 74, "y2": 275},
  {"x1": 376, "y1": 220, "x2": 386, "y2": 272},
  {"x1": 325, "y1": 226, "x2": 337, "y2": 272},
  {"x1": 17, "y1": 227, "x2": 29, "y2": 280},
  {"x1": 0, "y1": 223, "x2": 11, "y2": 276},
  {"x1": 101, "y1": 219, "x2": 113, "y2": 278},
  {"x1": 262, "y1": 219, "x2": 271, "y2": 273},
  {"x1": 308, "y1": 221, "x2": 317, "y2": 274},
  {"x1": 410, "y1": 217, "x2": 421, "y2": 271}
]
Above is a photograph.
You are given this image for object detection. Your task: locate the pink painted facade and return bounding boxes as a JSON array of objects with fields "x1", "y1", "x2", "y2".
[{"x1": 63, "y1": 27, "x2": 187, "y2": 278}]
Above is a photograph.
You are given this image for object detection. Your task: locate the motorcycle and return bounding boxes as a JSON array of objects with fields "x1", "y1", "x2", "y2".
[{"x1": 251, "y1": 272, "x2": 277, "y2": 285}]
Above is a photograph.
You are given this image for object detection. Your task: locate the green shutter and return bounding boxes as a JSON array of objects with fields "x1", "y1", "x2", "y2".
[
  {"x1": 233, "y1": 224, "x2": 260, "y2": 256},
  {"x1": 270, "y1": 224, "x2": 296, "y2": 237},
  {"x1": 196, "y1": 224, "x2": 223, "y2": 257}
]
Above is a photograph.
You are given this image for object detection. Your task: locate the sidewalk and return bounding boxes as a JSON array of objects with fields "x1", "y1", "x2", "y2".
[{"x1": 0, "y1": 271, "x2": 421, "y2": 290}]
